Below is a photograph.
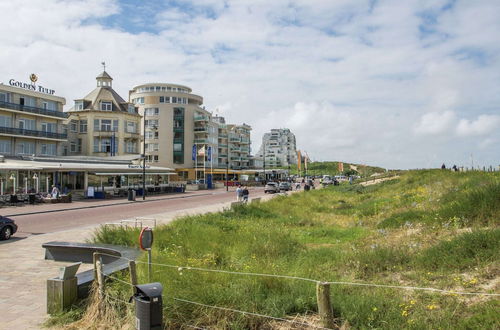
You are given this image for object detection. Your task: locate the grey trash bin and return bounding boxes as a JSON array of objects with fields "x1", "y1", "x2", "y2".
[
  {"x1": 128, "y1": 189, "x2": 136, "y2": 201},
  {"x1": 131, "y1": 282, "x2": 163, "y2": 330}
]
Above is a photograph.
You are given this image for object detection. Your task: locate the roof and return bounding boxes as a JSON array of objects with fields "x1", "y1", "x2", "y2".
[
  {"x1": 0, "y1": 158, "x2": 174, "y2": 173},
  {"x1": 96, "y1": 71, "x2": 113, "y2": 80}
]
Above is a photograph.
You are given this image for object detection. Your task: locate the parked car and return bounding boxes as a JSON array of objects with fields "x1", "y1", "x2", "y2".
[
  {"x1": 264, "y1": 182, "x2": 279, "y2": 193},
  {"x1": 278, "y1": 182, "x2": 292, "y2": 191},
  {"x1": 0, "y1": 216, "x2": 17, "y2": 240}
]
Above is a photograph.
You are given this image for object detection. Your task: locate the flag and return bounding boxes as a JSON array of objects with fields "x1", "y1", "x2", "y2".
[
  {"x1": 304, "y1": 155, "x2": 308, "y2": 171},
  {"x1": 192, "y1": 144, "x2": 196, "y2": 161},
  {"x1": 198, "y1": 145, "x2": 206, "y2": 156},
  {"x1": 350, "y1": 164, "x2": 358, "y2": 171},
  {"x1": 297, "y1": 151, "x2": 302, "y2": 172},
  {"x1": 338, "y1": 162, "x2": 344, "y2": 172},
  {"x1": 207, "y1": 146, "x2": 212, "y2": 162}
]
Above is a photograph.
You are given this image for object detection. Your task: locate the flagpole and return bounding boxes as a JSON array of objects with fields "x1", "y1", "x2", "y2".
[
  {"x1": 203, "y1": 144, "x2": 206, "y2": 185},
  {"x1": 210, "y1": 145, "x2": 213, "y2": 189},
  {"x1": 195, "y1": 144, "x2": 198, "y2": 182}
]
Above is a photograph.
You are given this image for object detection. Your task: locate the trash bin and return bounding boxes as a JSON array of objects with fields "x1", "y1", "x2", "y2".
[
  {"x1": 28, "y1": 193, "x2": 36, "y2": 204},
  {"x1": 131, "y1": 282, "x2": 163, "y2": 330},
  {"x1": 128, "y1": 189, "x2": 136, "y2": 201}
]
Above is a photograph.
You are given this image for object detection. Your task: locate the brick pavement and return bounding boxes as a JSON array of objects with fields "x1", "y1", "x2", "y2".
[{"x1": 0, "y1": 192, "x2": 275, "y2": 330}]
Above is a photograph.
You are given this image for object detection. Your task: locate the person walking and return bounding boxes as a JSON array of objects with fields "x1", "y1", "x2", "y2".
[
  {"x1": 236, "y1": 185, "x2": 243, "y2": 202},
  {"x1": 242, "y1": 186, "x2": 249, "y2": 203}
]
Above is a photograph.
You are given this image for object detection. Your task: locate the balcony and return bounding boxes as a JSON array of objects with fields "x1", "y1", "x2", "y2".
[
  {"x1": 218, "y1": 134, "x2": 228, "y2": 138},
  {"x1": 194, "y1": 127, "x2": 208, "y2": 134},
  {"x1": 0, "y1": 101, "x2": 68, "y2": 119},
  {"x1": 240, "y1": 138, "x2": 250, "y2": 144},
  {"x1": 194, "y1": 138, "x2": 208, "y2": 144},
  {"x1": 173, "y1": 127, "x2": 184, "y2": 132},
  {"x1": 218, "y1": 143, "x2": 228, "y2": 148},
  {"x1": 194, "y1": 115, "x2": 209, "y2": 122},
  {"x1": 0, "y1": 126, "x2": 67, "y2": 140}
]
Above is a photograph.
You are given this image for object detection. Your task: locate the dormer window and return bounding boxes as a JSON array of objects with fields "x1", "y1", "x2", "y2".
[
  {"x1": 75, "y1": 101, "x2": 84, "y2": 110},
  {"x1": 101, "y1": 101, "x2": 112, "y2": 111},
  {"x1": 128, "y1": 104, "x2": 136, "y2": 114}
]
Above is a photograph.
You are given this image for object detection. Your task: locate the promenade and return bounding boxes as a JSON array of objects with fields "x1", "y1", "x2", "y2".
[{"x1": 0, "y1": 187, "x2": 273, "y2": 329}]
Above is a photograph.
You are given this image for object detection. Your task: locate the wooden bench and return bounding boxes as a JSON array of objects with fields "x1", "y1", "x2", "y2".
[{"x1": 42, "y1": 241, "x2": 140, "y2": 298}]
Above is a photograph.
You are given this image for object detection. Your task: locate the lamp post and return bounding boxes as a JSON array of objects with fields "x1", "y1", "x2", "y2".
[
  {"x1": 263, "y1": 142, "x2": 267, "y2": 184},
  {"x1": 9, "y1": 173, "x2": 16, "y2": 194},
  {"x1": 142, "y1": 111, "x2": 146, "y2": 200},
  {"x1": 33, "y1": 173, "x2": 39, "y2": 193},
  {"x1": 226, "y1": 161, "x2": 229, "y2": 192}
]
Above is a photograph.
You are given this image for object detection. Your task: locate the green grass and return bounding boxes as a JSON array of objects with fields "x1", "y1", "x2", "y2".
[{"x1": 55, "y1": 169, "x2": 499, "y2": 329}]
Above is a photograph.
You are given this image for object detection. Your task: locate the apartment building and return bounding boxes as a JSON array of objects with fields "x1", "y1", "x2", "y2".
[
  {"x1": 66, "y1": 71, "x2": 141, "y2": 156},
  {"x1": 129, "y1": 83, "x2": 213, "y2": 177},
  {"x1": 257, "y1": 128, "x2": 297, "y2": 167}
]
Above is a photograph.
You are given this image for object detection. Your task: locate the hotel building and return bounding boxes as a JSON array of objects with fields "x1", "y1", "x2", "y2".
[{"x1": 66, "y1": 71, "x2": 141, "y2": 157}]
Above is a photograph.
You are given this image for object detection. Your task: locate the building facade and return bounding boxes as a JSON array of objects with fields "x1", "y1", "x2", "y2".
[
  {"x1": 66, "y1": 72, "x2": 141, "y2": 157},
  {"x1": 257, "y1": 128, "x2": 297, "y2": 167}
]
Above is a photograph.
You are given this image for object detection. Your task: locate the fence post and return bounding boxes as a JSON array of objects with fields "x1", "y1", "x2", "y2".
[
  {"x1": 93, "y1": 252, "x2": 99, "y2": 281},
  {"x1": 95, "y1": 256, "x2": 105, "y2": 305},
  {"x1": 316, "y1": 282, "x2": 334, "y2": 328},
  {"x1": 129, "y1": 260, "x2": 138, "y2": 295}
]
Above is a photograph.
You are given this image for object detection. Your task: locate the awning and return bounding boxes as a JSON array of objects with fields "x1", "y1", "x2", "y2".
[{"x1": 93, "y1": 172, "x2": 176, "y2": 176}]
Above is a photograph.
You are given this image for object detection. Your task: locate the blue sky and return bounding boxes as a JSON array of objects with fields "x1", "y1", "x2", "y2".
[{"x1": 0, "y1": 0, "x2": 499, "y2": 169}]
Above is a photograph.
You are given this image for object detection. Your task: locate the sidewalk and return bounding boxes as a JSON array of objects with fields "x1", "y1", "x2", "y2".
[
  {"x1": 0, "y1": 191, "x2": 274, "y2": 330},
  {"x1": 2, "y1": 188, "x2": 226, "y2": 217}
]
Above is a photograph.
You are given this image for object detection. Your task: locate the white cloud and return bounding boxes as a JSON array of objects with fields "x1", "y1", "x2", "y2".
[
  {"x1": 414, "y1": 111, "x2": 457, "y2": 135},
  {"x1": 0, "y1": 0, "x2": 499, "y2": 169},
  {"x1": 456, "y1": 115, "x2": 500, "y2": 136}
]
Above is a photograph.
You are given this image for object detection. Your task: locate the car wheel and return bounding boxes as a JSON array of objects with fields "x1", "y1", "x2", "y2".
[{"x1": 1, "y1": 226, "x2": 12, "y2": 240}]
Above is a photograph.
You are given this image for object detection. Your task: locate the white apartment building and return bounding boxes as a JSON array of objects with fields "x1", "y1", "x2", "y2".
[{"x1": 257, "y1": 128, "x2": 297, "y2": 167}]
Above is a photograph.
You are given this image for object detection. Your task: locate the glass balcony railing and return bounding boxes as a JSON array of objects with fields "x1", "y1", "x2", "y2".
[
  {"x1": 194, "y1": 127, "x2": 208, "y2": 133},
  {"x1": 194, "y1": 138, "x2": 208, "y2": 144},
  {"x1": 0, "y1": 126, "x2": 67, "y2": 139},
  {"x1": 194, "y1": 115, "x2": 209, "y2": 121},
  {"x1": 218, "y1": 143, "x2": 228, "y2": 148},
  {"x1": 0, "y1": 101, "x2": 68, "y2": 119}
]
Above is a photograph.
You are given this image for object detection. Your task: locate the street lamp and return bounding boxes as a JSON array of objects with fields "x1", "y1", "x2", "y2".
[
  {"x1": 9, "y1": 173, "x2": 16, "y2": 194},
  {"x1": 226, "y1": 161, "x2": 229, "y2": 192},
  {"x1": 33, "y1": 173, "x2": 39, "y2": 193}
]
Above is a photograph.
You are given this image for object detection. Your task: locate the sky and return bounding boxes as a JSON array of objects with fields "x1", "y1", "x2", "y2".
[{"x1": 1, "y1": 0, "x2": 499, "y2": 169}]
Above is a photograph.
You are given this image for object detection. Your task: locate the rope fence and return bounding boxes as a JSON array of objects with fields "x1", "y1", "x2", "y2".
[{"x1": 95, "y1": 251, "x2": 500, "y2": 297}]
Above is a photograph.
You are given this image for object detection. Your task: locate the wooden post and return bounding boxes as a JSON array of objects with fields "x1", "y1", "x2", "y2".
[
  {"x1": 93, "y1": 252, "x2": 99, "y2": 281},
  {"x1": 316, "y1": 282, "x2": 334, "y2": 328},
  {"x1": 96, "y1": 257, "x2": 105, "y2": 304},
  {"x1": 47, "y1": 277, "x2": 78, "y2": 314},
  {"x1": 129, "y1": 260, "x2": 138, "y2": 295}
]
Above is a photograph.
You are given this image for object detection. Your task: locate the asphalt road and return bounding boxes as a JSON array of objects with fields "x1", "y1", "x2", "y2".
[{"x1": 9, "y1": 187, "x2": 267, "y2": 237}]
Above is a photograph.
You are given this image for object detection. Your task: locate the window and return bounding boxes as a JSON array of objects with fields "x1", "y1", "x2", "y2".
[
  {"x1": 145, "y1": 131, "x2": 158, "y2": 139},
  {"x1": 101, "y1": 101, "x2": 112, "y2": 111},
  {"x1": 128, "y1": 104, "x2": 136, "y2": 114},
  {"x1": 145, "y1": 143, "x2": 159, "y2": 152},
  {"x1": 155, "y1": 86, "x2": 161, "y2": 91},
  {"x1": 79, "y1": 120, "x2": 87, "y2": 133},
  {"x1": 173, "y1": 143, "x2": 182, "y2": 151},
  {"x1": 172, "y1": 97, "x2": 177, "y2": 103},
  {"x1": 41, "y1": 122, "x2": 56, "y2": 133},
  {"x1": 74, "y1": 101, "x2": 84, "y2": 110},
  {"x1": 174, "y1": 153, "x2": 183, "y2": 164},
  {"x1": 0, "y1": 92, "x2": 9, "y2": 102},
  {"x1": 0, "y1": 115, "x2": 12, "y2": 127},
  {"x1": 159, "y1": 96, "x2": 164, "y2": 103},
  {"x1": 125, "y1": 141, "x2": 137, "y2": 153},
  {"x1": 41, "y1": 143, "x2": 57, "y2": 156},
  {"x1": 0, "y1": 140, "x2": 11, "y2": 153},
  {"x1": 145, "y1": 119, "x2": 158, "y2": 128},
  {"x1": 93, "y1": 137, "x2": 99, "y2": 152},
  {"x1": 100, "y1": 138, "x2": 111, "y2": 152},
  {"x1": 18, "y1": 118, "x2": 36, "y2": 130},
  {"x1": 126, "y1": 121, "x2": 137, "y2": 133},
  {"x1": 16, "y1": 142, "x2": 35, "y2": 155},
  {"x1": 70, "y1": 142, "x2": 77, "y2": 152},
  {"x1": 146, "y1": 155, "x2": 159, "y2": 163},
  {"x1": 70, "y1": 120, "x2": 78, "y2": 132},
  {"x1": 145, "y1": 108, "x2": 159, "y2": 116},
  {"x1": 20, "y1": 96, "x2": 35, "y2": 107},
  {"x1": 133, "y1": 97, "x2": 144, "y2": 104},
  {"x1": 94, "y1": 119, "x2": 99, "y2": 131},
  {"x1": 113, "y1": 120, "x2": 119, "y2": 132},
  {"x1": 77, "y1": 138, "x2": 82, "y2": 152},
  {"x1": 100, "y1": 119, "x2": 112, "y2": 131}
]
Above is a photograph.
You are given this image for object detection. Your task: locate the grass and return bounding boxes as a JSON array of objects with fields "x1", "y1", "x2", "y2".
[{"x1": 53, "y1": 169, "x2": 500, "y2": 329}]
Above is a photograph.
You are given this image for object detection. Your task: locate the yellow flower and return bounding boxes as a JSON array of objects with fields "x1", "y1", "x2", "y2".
[
  {"x1": 427, "y1": 304, "x2": 437, "y2": 310},
  {"x1": 372, "y1": 307, "x2": 378, "y2": 312},
  {"x1": 402, "y1": 310, "x2": 409, "y2": 317},
  {"x1": 410, "y1": 300, "x2": 416, "y2": 305}
]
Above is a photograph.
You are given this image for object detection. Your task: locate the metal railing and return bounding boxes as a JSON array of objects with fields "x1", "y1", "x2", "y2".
[
  {"x1": 0, "y1": 101, "x2": 68, "y2": 118},
  {"x1": 0, "y1": 126, "x2": 67, "y2": 139}
]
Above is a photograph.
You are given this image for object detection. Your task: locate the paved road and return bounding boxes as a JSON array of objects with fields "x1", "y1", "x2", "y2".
[{"x1": 9, "y1": 187, "x2": 266, "y2": 237}]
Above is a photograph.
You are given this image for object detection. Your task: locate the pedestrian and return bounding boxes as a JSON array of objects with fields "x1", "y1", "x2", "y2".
[
  {"x1": 236, "y1": 185, "x2": 243, "y2": 202},
  {"x1": 242, "y1": 186, "x2": 249, "y2": 203},
  {"x1": 51, "y1": 185, "x2": 60, "y2": 199},
  {"x1": 441, "y1": 163, "x2": 446, "y2": 170}
]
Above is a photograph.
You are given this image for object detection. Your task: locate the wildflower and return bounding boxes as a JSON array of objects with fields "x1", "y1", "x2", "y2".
[
  {"x1": 410, "y1": 300, "x2": 416, "y2": 305},
  {"x1": 427, "y1": 304, "x2": 437, "y2": 310},
  {"x1": 402, "y1": 310, "x2": 409, "y2": 317},
  {"x1": 372, "y1": 307, "x2": 378, "y2": 312}
]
